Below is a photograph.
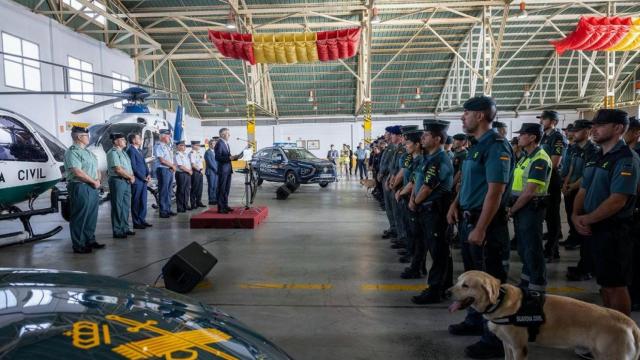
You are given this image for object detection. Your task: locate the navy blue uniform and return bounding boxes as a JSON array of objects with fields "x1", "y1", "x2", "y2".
[
  {"x1": 215, "y1": 139, "x2": 233, "y2": 211},
  {"x1": 205, "y1": 148, "x2": 218, "y2": 205},
  {"x1": 127, "y1": 144, "x2": 149, "y2": 226}
]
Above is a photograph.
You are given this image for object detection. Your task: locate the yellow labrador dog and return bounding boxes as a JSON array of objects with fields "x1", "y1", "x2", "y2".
[{"x1": 448, "y1": 271, "x2": 640, "y2": 360}]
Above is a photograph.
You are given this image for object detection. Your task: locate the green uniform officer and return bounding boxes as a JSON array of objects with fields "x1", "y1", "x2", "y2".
[
  {"x1": 394, "y1": 126, "x2": 423, "y2": 269},
  {"x1": 538, "y1": 110, "x2": 568, "y2": 261},
  {"x1": 63, "y1": 126, "x2": 104, "y2": 254},
  {"x1": 446, "y1": 96, "x2": 514, "y2": 359},
  {"x1": 451, "y1": 133, "x2": 468, "y2": 187},
  {"x1": 573, "y1": 109, "x2": 640, "y2": 316},
  {"x1": 106, "y1": 133, "x2": 135, "y2": 239},
  {"x1": 387, "y1": 126, "x2": 407, "y2": 246},
  {"x1": 379, "y1": 126, "x2": 401, "y2": 239},
  {"x1": 410, "y1": 120, "x2": 454, "y2": 304},
  {"x1": 509, "y1": 123, "x2": 552, "y2": 292}
]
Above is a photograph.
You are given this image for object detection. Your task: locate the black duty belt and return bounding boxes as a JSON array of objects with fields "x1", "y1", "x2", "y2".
[
  {"x1": 110, "y1": 176, "x2": 128, "y2": 181},
  {"x1": 509, "y1": 196, "x2": 547, "y2": 208},
  {"x1": 462, "y1": 207, "x2": 508, "y2": 226}
]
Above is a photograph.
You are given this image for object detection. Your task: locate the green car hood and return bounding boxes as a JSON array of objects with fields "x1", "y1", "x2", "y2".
[{"x1": 0, "y1": 268, "x2": 292, "y2": 360}]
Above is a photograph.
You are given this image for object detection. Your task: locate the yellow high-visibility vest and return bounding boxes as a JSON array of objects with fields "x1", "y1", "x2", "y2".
[{"x1": 511, "y1": 147, "x2": 552, "y2": 196}]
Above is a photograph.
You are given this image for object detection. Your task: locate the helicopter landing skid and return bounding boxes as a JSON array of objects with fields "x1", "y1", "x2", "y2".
[{"x1": 0, "y1": 189, "x2": 65, "y2": 246}]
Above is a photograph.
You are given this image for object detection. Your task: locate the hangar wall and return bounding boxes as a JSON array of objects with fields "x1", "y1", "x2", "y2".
[
  {"x1": 0, "y1": 0, "x2": 204, "y2": 146},
  {"x1": 203, "y1": 111, "x2": 582, "y2": 157}
]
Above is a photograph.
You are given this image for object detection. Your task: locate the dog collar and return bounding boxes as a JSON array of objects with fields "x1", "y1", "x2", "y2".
[{"x1": 482, "y1": 287, "x2": 506, "y2": 314}]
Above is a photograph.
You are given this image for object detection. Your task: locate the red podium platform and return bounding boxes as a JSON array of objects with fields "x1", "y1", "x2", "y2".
[{"x1": 190, "y1": 206, "x2": 269, "y2": 229}]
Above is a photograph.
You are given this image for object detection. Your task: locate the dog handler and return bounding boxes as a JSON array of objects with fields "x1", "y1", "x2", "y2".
[
  {"x1": 509, "y1": 123, "x2": 552, "y2": 292},
  {"x1": 446, "y1": 95, "x2": 515, "y2": 358}
]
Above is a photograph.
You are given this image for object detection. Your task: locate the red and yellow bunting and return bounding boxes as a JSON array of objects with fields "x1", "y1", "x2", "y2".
[
  {"x1": 551, "y1": 17, "x2": 640, "y2": 54},
  {"x1": 208, "y1": 28, "x2": 361, "y2": 65}
]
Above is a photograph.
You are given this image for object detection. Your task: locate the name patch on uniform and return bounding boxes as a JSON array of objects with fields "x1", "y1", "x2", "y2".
[
  {"x1": 534, "y1": 166, "x2": 544, "y2": 170},
  {"x1": 620, "y1": 171, "x2": 632, "y2": 176}
]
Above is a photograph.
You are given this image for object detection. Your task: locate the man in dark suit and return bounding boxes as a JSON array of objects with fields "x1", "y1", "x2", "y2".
[
  {"x1": 126, "y1": 133, "x2": 152, "y2": 229},
  {"x1": 214, "y1": 128, "x2": 242, "y2": 213},
  {"x1": 205, "y1": 137, "x2": 219, "y2": 205}
]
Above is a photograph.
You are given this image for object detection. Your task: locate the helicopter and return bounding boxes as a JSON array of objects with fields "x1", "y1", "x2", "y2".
[
  {"x1": 0, "y1": 86, "x2": 187, "y2": 245},
  {"x1": 0, "y1": 108, "x2": 69, "y2": 246},
  {"x1": 73, "y1": 86, "x2": 182, "y2": 197}
]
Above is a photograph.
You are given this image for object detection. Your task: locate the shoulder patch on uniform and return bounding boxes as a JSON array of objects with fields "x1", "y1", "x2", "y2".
[{"x1": 499, "y1": 152, "x2": 510, "y2": 161}]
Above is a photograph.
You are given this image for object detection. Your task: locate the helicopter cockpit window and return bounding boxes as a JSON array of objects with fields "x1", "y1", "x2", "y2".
[
  {"x1": 0, "y1": 116, "x2": 48, "y2": 162},
  {"x1": 26, "y1": 118, "x2": 66, "y2": 162}
]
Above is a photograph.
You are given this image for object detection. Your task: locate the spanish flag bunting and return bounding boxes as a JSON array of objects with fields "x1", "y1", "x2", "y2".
[
  {"x1": 551, "y1": 17, "x2": 640, "y2": 54},
  {"x1": 208, "y1": 28, "x2": 361, "y2": 65}
]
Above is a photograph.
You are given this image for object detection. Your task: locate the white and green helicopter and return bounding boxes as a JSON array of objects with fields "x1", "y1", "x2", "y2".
[{"x1": 0, "y1": 108, "x2": 69, "y2": 245}]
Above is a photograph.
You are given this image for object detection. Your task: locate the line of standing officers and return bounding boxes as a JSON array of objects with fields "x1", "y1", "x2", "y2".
[
  {"x1": 64, "y1": 127, "x2": 220, "y2": 254},
  {"x1": 372, "y1": 95, "x2": 640, "y2": 359}
]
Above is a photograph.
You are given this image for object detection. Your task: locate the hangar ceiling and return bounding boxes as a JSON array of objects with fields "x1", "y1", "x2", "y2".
[{"x1": 11, "y1": 0, "x2": 640, "y2": 120}]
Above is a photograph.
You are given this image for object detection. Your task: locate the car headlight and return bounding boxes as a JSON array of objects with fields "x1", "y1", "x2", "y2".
[{"x1": 300, "y1": 167, "x2": 314, "y2": 176}]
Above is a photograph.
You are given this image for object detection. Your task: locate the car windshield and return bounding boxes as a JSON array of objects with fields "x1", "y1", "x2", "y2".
[{"x1": 282, "y1": 148, "x2": 317, "y2": 160}]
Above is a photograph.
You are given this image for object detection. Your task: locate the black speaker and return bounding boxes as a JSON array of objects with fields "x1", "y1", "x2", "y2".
[
  {"x1": 285, "y1": 182, "x2": 299, "y2": 192},
  {"x1": 162, "y1": 242, "x2": 217, "y2": 293},
  {"x1": 276, "y1": 185, "x2": 291, "y2": 200}
]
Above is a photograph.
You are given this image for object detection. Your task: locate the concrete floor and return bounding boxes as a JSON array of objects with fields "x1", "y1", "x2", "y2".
[{"x1": 3, "y1": 176, "x2": 640, "y2": 359}]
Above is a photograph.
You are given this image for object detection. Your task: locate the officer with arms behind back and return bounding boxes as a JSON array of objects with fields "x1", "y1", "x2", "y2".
[
  {"x1": 572, "y1": 109, "x2": 640, "y2": 317},
  {"x1": 154, "y1": 129, "x2": 177, "y2": 218},
  {"x1": 410, "y1": 119, "x2": 454, "y2": 304},
  {"x1": 538, "y1": 110, "x2": 568, "y2": 262},
  {"x1": 509, "y1": 123, "x2": 552, "y2": 292},
  {"x1": 106, "y1": 133, "x2": 136, "y2": 239},
  {"x1": 64, "y1": 126, "x2": 105, "y2": 253},
  {"x1": 446, "y1": 96, "x2": 514, "y2": 359},
  {"x1": 189, "y1": 141, "x2": 206, "y2": 209}
]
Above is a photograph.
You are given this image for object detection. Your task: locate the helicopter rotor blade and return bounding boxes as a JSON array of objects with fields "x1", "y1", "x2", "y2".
[
  {"x1": 0, "y1": 91, "x2": 130, "y2": 97},
  {"x1": 145, "y1": 96, "x2": 178, "y2": 101},
  {"x1": 72, "y1": 98, "x2": 125, "y2": 114}
]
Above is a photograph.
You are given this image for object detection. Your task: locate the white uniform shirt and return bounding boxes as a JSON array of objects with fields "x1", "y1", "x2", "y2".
[
  {"x1": 174, "y1": 150, "x2": 190, "y2": 172},
  {"x1": 189, "y1": 150, "x2": 203, "y2": 171}
]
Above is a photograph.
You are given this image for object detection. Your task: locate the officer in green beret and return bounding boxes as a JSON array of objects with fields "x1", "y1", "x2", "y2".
[
  {"x1": 446, "y1": 95, "x2": 514, "y2": 358},
  {"x1": 106, "y1": 133, "x2": 136, "y2": 239},
  {"x1": 572, "y1": 109, "x2": 640, "y2": 316},
  {"x1": 64, "y1": 126, "x2": 104, "y2": 253},
  {"x1": 538, "y1": 110, "x2": 568, "y2": 262},
  {"x1": 509, "y1": 123, "x2": 552, "y2": 292},
  {"x1": 410, "y1": 120, "x2": 454, "y2": 304}
]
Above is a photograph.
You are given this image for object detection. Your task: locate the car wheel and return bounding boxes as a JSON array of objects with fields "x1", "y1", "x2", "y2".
[
  {"x1": 285, "y1": 171, "x2": 298, "y2": 187},
  {"x1": 319, "y1": 182, "x2": 329, "y2": 188}
]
